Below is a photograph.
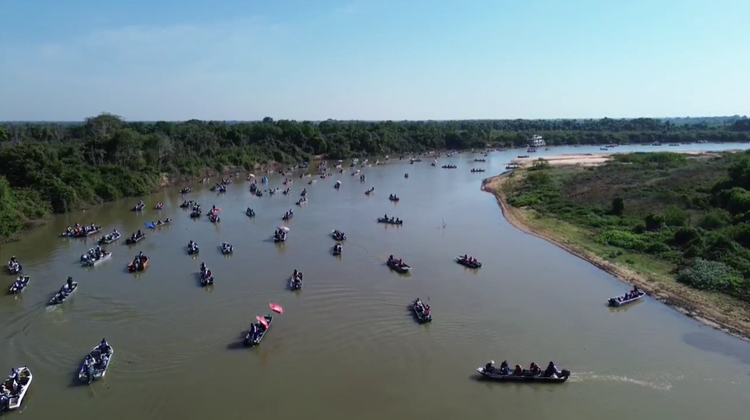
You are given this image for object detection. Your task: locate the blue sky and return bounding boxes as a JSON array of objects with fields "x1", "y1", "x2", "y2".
[{"x1": 0, "y1": 0, "x2": 748, "y2": 121}]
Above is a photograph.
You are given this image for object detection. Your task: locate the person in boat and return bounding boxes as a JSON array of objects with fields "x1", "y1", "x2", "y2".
[
  {"x1": 485, "y1": 360, "x2": 495, "y2": 372},
  {"x1": 84, "y1": 354, "x2": 96, "y2": 372},
  {"x1": 8, "y1": 369, "x2": 19, "y2": 387},
  {"x1": 499, "y1": 361, "x2": 510, "y2": 375},
  {"x1": 98, "y1": 338, "x2": 112, "y2": 354},
  {"x1": 0, "y1": 387, "x2": 9, "y2": 410},
  {"x1": 530, "y1": 362, "x2": 541, "y2": 375},
  {"x1": 513, "y1": 364, "x2": 523, "y2": 376},
  {"x1": 544, "y1": 361, "x2": 558, "y2": 378},
  {"x1": 424, "y1": 305, "x2": 430, "y2": 316}
]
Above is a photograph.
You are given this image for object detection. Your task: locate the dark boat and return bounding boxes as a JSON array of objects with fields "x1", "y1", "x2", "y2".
[
  {"x1": 220, "y1": 242, "x2": 233, "y2": 255},
  {"x1": 332, "y1": 243, "x2": 343, "y2": 255},
  {"x1": 289, "y1": 274, "x2": 302, "y2": 290},
  {"x1": 187, "y1": 242, "x2": 199, "y2": 255},
  {"x1": 200, "y1": 271, "x2": 214, "y2": 286},
  {"x1": 387, "y1": 258, "x2": 411, "y2": 273},
  {"x1": 475, "y1": 367, "x2": 571, "y2": 383},
  {"x1": 181, "y1": 187, "x2": 192, "y2": 194},
  {"x1": 608, "y1": 290, "x2": 645, "y2": 307},
  {"x1": 48, "y1": 282, "x2": 78, "y2": 305},
  {"x1": 8, "y1": 276, "x2": 30, "y2": 294},
  {"x1": 377, "y1": 217, "x2": 403, "y2": 225},
  {"x1": 456, "y1": 255, "x2": 482, "y2": 269},
  {"x1": 125, "y1": 234, "x2": 145, "y2": 245},
  {"x1": 244, "y1": 315, "x2": 273, "y2": 346},
  {"x1": 389, "y1": 195, "x2": 400, "y2": 202},
  {"x1": 246, "y1": 208, "x2": 255, "y2": 217},
  {"x1": 331, "y1": 230, "x2": 346, "y2": 241},
  {"x1": 132, "y1": 203, "x2": 145, "y2": 211},
  {"x1": 412, "y1": 299, "x2": 432, "y2": 323},
  {"x1": 190, "y1": 210, "x2": 202, "y2": 218}
]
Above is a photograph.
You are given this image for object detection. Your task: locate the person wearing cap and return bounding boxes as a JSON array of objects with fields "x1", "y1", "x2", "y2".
[
  {"x1": 544, "y1": 361, "x2": 559, "y2": 378},
  {"x1": 484, "y1": 360, "x2": 495, "y2": 372}
]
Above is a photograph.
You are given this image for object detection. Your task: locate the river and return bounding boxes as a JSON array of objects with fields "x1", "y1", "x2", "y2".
[{"x1": 1, "y1": 143, "x2": 750, "y2": 420}]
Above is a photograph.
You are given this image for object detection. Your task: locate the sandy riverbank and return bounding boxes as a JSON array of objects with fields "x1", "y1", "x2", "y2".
[
  {"x1": 508, "y1": 150, "x2": 736, "y2": 169},
  {"x1": 481, "y1": 172, "x2": 750, "y2": 342}
]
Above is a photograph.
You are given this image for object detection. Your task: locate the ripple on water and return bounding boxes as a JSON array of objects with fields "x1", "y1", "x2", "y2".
[{"x1": 571, "y1": 371, "x2": 676, "y2": 391}]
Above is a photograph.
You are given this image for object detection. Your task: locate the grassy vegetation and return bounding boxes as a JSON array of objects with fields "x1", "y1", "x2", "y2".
[
  {"x1": 1, "y1": 114, "x2": 749, "y2": 241},
  {"x1": 504, "y1": 151, "x2": 750, "y2": 301}
]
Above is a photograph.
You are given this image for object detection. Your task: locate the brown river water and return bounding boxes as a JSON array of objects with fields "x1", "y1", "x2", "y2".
[{"x1": 2, "y1": 144, "x2": 750, "y2": 420}]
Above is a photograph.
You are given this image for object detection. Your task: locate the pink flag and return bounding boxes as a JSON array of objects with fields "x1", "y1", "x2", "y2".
[{"x1": 270, "y1": 303, "x2": 284, "y2": 314}]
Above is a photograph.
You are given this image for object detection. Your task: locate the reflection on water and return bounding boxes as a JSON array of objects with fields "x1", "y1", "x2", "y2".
[{"x1": 1, "y1": 144, "x2": 750, "y2": 419}]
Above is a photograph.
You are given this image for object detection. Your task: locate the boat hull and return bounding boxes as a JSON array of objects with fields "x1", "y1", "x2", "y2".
[{"x1": 476, "y1": 367, "x2": 570, "y2": 383}]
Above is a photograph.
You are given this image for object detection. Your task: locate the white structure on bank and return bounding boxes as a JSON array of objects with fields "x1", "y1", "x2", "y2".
[{"x1": 529, "y1": 134, "x2": 546, "y2": 147}]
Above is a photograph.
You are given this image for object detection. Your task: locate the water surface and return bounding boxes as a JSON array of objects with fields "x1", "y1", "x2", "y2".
[{"x1": 1, "y1": 143, "x2": 749, "y2": 420}]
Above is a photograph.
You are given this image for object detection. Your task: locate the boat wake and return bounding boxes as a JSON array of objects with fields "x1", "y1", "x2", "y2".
[{"x1": 571, "y1": 371, "x2": 677, "y2": 390}]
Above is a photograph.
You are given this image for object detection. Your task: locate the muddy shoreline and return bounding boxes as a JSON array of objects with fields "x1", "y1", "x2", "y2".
[{"x1": 482, "y1": 172, "x2": 750, "y2": 343}]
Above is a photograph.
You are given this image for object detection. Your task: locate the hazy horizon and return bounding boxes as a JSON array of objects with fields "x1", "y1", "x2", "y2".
[{"x1": 1, "y1": 0, "x2": 748, "y2": 121}]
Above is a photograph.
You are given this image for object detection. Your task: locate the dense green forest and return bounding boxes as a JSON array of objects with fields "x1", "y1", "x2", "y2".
[
  {"x1": 1, "y1": 114, "x2": 749, "y2": 240},
  {"x1": 504, "y1": 151, "x2": 750, "y2": 301}
]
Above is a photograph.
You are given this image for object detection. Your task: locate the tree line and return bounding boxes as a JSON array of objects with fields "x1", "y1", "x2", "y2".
[{"x1": 0, "y1": 113, "x2": 749, "y2": 241}]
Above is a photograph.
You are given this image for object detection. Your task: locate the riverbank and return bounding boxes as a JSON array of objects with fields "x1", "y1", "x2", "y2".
[{"x1": 482, "y1": 169, "x2": 750, "y2": 342}]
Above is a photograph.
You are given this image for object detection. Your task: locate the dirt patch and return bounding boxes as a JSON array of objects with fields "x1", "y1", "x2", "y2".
[{"x1": 482, "y1": 172, "x2": 750, "y2": 343}]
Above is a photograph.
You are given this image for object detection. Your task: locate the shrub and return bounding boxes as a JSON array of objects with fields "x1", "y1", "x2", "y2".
[
  {"x1": 677, "y1": 259, "x2": 742, "y2": 291},
  {"x1": 610, "y1": 197, "x2": 624, "y2": 216},
  {"x1": 596, "y1": 229, "x2": 647, "y2": 251}
]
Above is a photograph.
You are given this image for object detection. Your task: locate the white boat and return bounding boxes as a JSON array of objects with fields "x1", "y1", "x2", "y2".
[
  {"x1": 81, "y1": 252, "x2": 112, "y2": 266},
  {"x1": 5, "y1": 366, "x2": 32, "y2": 410}
]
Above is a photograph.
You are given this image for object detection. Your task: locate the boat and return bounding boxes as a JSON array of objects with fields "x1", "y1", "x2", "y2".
[
  {"x1": 209, "y1": 213, "x2": 221, "y2": 223},
  {"x1": 246, "y1": 208, "x2": 256, "y2": 217},
  {"x1": 475, "y1": 366, "x2": 571, "y2": 383},
  {"x1": 98, "y1": 231, "x2": 121, "y2": 244},
  {"x1": 187, "y1": 242, "x2": 200, "y2": 255},
  {"x1": 471, "y1": 168, "x2": 486, "y2": 173},
  {"x1": 289, "y1": 273, "x2": 303, "y2": 290},
  {"x1": 332, "y1": 230, "x2": 346, "y2": 241},
  {"x1": 441, "y1": 165, "x2": 457, "y2": 169},
  {"x1": 154, "y1": 218, "x2": 172, "y2": 226},
  {"x1": 389, "y1": 195, "x2": 400, "y2": 202},
  {"x1": 6, "y1": 260, "x2": 22, "y2": 275},
  {"x1": 181, "y1": 187, "x2": 192, "y2": 194},
  {"x1": 127, "y1": 256, "x2": 149, "y2": 272},
  {"x1": 48, "y1": 282, "x2": 78, "y2": 305},
  {"x1": 456, "y1": 255, "x2": 482, "y2": 269},
  {"x1": 200, "y1": 271, "x2": 214, "y2": 286},
  {"x1": 387, "y1": 257, "x2": 411, "y2": 273},
  {"x1": 244, "y1": 315, "x2": 274, "y2": 346},
  {"x1": 125, "y1": 233, "x2": 146, "y2": 244},
  {"x1": 332, "y1": 243, "x2": 343, "y2": 256},
  {"x1": 404, "y1": 173, "x2": 409, "y2": 178},
  {"x1": 3, "y1": 367, "x2": 32, "y2": 412},
  {"x1": 412, "y1": 299, "x2": 432, "y2": 323},
  {"x1": 365, "y1": 187, "x2": 375, "y2": 195},
  {"x1": 608, "y1": 290, "x2": 646, "y2": 307},
  {"x1": 78, "y1": 344, "x2": 114, "y2": 384},
  {"x1": 132, "y1": 202, "x2": 145, "y2": 211},
  {"x1": 81, "y1": 251, "x2": 113, "y2": 267},
  {"x1": 220, "y1": 242, "x2": 233, "y2": 255},
  {"x1": 377, "y1": 217, "x2": 403, "y2": 225},
  {"x1": 8, "y1": 276, "x2": 30, "y2": 294},
  {"x1": 154, "y1": 203, "x2": 164, "y2": 210},
  {"x1": 190, "y1": 210, "x2": 202, "y2": 218},
  {"x1": 282, "y1": 212, "x2": 293, "y2": 221},
  {"x1": 334, "y1": 180, "x2": 341, "y2": 189}
]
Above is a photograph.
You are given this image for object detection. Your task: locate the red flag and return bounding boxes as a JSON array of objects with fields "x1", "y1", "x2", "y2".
[
  {"x1": 257, "y1": 316, "x2": 269, "y2": 329},
  {"x1": 270, "y1": 303, "x2": 284, "y2": 314}
]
